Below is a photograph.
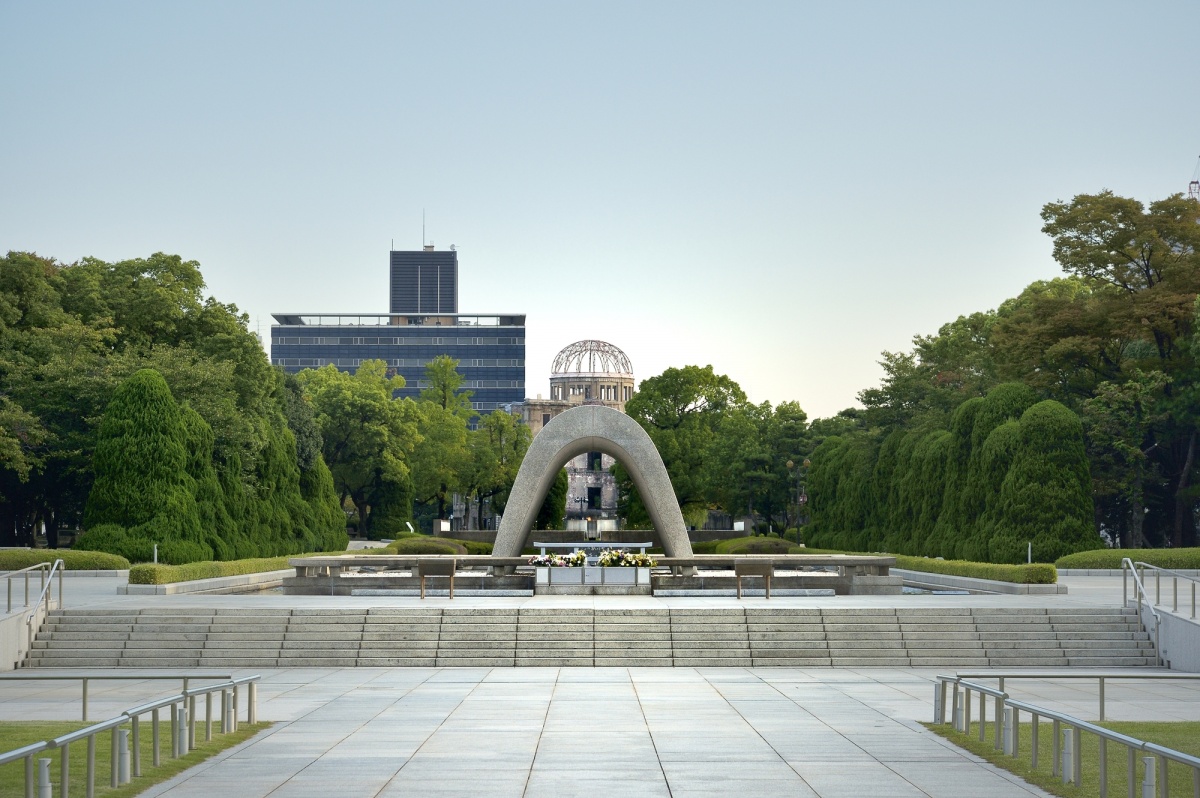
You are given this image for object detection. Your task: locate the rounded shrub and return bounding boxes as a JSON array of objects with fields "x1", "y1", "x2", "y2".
[
  {"x1": 388, "y1": 537, "x2": 467, "y2": 555},
  {"x1": 715, "y1": 536, "x2": 791, "y2": 555}
]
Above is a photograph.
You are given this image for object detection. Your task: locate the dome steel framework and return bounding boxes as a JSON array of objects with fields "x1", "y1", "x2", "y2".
[{"x1": 551, "y1": 340, "x2": 633, "y2": 376}]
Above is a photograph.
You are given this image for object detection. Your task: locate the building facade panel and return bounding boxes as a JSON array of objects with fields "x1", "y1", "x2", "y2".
[
  {"x1": 270, "y1": 313, "x2": 525, "y2": 414},
  {"x1": 389, "y1": 249, "x2": 458, "y2": 314}
]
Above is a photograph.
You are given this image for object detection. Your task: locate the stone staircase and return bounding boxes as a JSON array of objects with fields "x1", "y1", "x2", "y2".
[{"x1": 25, "y1": 606, "x2": 1156, "y2": 668}]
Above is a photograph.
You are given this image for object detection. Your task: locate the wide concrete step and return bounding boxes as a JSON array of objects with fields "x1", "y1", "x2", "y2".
[{"x1": 26, "y1": 606, "x2": 1159, "y2": 669}]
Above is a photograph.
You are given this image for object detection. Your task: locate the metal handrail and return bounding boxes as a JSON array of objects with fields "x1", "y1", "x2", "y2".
[
  {"x1": 2, "y1": 561, "x2": 58, "y2": 614},
  {"x1": 952, "y1": 671, "x2": 1200, "y2": 722},
  {"x1": 936, "y1": 674, "x2": 1200, "y2": 796},
  {"x1": 16, "y1": 559, "x2": 64, "y2": 672},
  {"x1": 1127, "y1": 560, "x2": 1200, "y2": 620},
  {"x1": 1122, "y1": 557, "x2": 1163, "y2": 666},
  {"x1": 0, "y1": 674, "x2": 235, "y2": 721},
  {"x1": 0, "y1": 674, "x2": 261, "y2": 798}
]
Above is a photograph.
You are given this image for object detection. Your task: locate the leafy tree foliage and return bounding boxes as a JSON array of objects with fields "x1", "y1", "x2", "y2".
[
  {"x1": 534, "y1": 468, "x2": 568, "y2": 531},
  {"x1": 297, "y1": 360, "x2": 419, "y2": 539},
  {"x1": 0, "y1": 251, "x2": 345, "y2": 558},
  {"x1": 75, "y1": 369, "x2": 206, "y2": 563},
  {"x1": 808, "y1": 189, "x2": 1200, "y2": 557}
]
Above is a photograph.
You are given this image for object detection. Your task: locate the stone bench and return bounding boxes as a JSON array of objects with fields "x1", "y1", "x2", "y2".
[
  {"x1": 416, "y1": 558, "x2": 457, "y2": 599},
  {"x1": 734, "y1": 560, "x2": 774, "y2": 599}
]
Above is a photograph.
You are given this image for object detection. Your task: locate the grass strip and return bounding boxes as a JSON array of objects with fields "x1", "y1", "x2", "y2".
[
  {"x1": 0, "y1": 719, "x2": 270, "y2": 797},
  {"x1": 925, "y1": 719, "x2": 1200, "y2": 798}
]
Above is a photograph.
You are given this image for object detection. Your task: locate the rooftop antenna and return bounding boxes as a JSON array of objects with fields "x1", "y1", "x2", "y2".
[
  {"x1": 422, "y1": 209, "x2": 426, "y2": 246},
  {"x1": 1190, "y1": 156, "x2": 1200, "y2": 201}
]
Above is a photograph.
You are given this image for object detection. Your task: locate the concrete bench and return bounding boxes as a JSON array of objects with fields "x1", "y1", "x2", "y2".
[
  {"x1": 734, "y1": 560, "x2": 774, "y2": 599},
  {"x1": 417, "y1": 558, "x2": 457, "y2": 599}
]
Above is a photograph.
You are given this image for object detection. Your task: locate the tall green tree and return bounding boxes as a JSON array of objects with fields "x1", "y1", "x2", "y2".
[
  {"x1": 75, "y1": 369, "x2": 207, "y2": 563},
  {"x1": 297, "y1": 360, "x2": 420, "y2": 539},
  {"x1": 990, "y1": 400, "x2": 1101, "y2": 563},
  {"x1": 412, "y1": 356, "x2": 473, "y2": 523},
  {"x1": 623, "y1": 365, "x2": 747, "y2": 525}
]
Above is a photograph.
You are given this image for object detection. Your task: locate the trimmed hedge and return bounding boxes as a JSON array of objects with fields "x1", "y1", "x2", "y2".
[
  {"x1": 0, "y1": 549, "x2": 131, "y2": 571},
  {"x1": 1055, "y1": 548, "x2": 1200, "y2": 570},
  {"x1": 377, "y1": 536, "x2": 490, "y2": 555},
  {"x1": 690, "y1": 540, "x2": 720, "y2": 554},
  {"x1": 785, "y1": 546, "x2": 1056, "y2": 584},
  {"x1": 892, "y1": 555, "x2": 1056, "y2": 584},
  {"x1": 382, "y1": 537, "x2": 467, "y2": 556},
  {"x1": 127, "y1": 551, "x2": 344, "y2": 585},
  {"x1": 713, "y1": 537, "x2": 792, "y2": 555}
]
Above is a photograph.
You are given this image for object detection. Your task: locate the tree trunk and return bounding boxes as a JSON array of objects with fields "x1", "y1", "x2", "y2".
[
  {"x1": 1174, "y1": 431, "x2": 1197, "y2": 548},
  {"x1": 1124, "y1": 458, "x2": 1147, "y2": 549}
]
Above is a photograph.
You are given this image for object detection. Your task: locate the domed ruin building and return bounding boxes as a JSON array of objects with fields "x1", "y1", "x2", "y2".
[{"x1": 516, "y1": 340, "x2": 635, "y2": 524}]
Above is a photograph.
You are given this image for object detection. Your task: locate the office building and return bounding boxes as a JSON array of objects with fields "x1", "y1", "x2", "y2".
[
  {"x1": 270, "y1": 247, "x2": 524, "y2": 415},
  {"x1": 389, "y1": 246, "x2": 458, "y2": 313}
]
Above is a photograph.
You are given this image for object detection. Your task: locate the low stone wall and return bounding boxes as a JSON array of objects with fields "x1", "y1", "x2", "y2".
[{"x1": 121, "y1": 569, "x2": 292, "y2": 595}]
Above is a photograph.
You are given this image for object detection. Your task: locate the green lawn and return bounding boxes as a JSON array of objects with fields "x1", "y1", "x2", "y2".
[
  {"x1": 926, "y1": 719, "x2": 1200, "y2": 798},
  {"x1": 0, "y1": 719, "x2": 270, "y2": 797}
]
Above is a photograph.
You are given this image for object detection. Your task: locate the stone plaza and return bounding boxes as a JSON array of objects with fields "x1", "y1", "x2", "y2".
[{"x1": 5, "y1": 573, "x2": 1198, "y2": 798}]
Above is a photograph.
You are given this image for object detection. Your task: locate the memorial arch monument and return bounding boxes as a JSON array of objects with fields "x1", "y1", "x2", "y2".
[{"x1": 492, "y1": 404, "x2": 695, "y2": 558}]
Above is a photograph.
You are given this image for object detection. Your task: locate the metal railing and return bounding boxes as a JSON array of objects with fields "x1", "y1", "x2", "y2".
[
  {"x1": 0, "y1": 674, "x2": 236, "y2": 721},
  {"x1": 935, "y1": 673, "x2": 1200, "y2": 797},
  {"x1": 1125, "y1": 559, "x2": 1200, "y2": 620},
  {"x1": 1121, "y1": 557, "x2": 1163, "y2": 666},
  {"x1": 0, "y1": 674, "x2": 260, "y2": 798},
  {"x1": 3, "y1": 560, "x2": 63, "y2": 614}
]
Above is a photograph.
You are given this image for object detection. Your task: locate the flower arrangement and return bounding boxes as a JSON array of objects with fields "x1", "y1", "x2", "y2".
[
  {"x1": 528, "y1": 551, "x2": 586, "y2": 567},
  {"x1": 596, "y1": 549, "x2": 657, "y2": 568}
]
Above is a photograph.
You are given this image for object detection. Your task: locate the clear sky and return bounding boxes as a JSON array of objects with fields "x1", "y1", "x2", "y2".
[{"x1": 3, "y1": 2, "x2": 1197, "y2": 419}]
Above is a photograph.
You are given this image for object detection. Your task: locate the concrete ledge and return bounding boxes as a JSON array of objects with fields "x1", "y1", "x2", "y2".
[
  {"x1": 894, "y1": 568, "x2": 1066, "y2": 594},
  {"x1": 59, "y1": 570, "x2": 130, "y2": 577},
  {"x1": 120, "y1": 569, "x2": 290, "y2": 595},
  {"x1": 1060, "y1": 568, "x2": 1200, "y2": 577},
  {"x1": 351, "y1": 589, "x2": 534, "y2": 597},
  {"x1": 654, "y1": 589, "x2": 836, "y2": 597}
]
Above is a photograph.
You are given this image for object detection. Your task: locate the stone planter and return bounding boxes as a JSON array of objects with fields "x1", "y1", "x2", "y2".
[
  {"x1": 536, "y1": 567, "x2": 584, "y2": 585},
  {"x1": 599, "y1": 567, "x2": 650, "y2": 585},
  {"x1": 536, "y1": 567, "x2": 651, "y2": 586}
]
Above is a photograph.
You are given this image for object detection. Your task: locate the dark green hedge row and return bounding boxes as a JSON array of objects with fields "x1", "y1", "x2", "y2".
[
  {"x1": 0, "y1": 549, "x2": 131, "y2": 570},
  {"x1": 127, "y1": 551, "x2": 344, "y2": 585},
  {"x1": 1055, "y1": 548, "x2": 1200, "y2": 570},
  {"x1": 891, "y1": 555, "x2": 1056, "y2": 584}
]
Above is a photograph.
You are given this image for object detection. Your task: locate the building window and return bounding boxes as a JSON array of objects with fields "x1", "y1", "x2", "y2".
[{"x1": 542, "y1": 413, "x2": 551, "y2": 426}]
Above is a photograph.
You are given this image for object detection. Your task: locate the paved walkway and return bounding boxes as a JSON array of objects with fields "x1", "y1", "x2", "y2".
[{"x1": 1, "y1": 573, "x2": 1194, "y2": 797}]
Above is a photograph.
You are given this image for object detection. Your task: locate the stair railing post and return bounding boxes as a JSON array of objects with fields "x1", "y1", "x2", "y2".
[
  {"x1": 110, "y1": 727, "x2": 119, "y2": 788},
  {"x1": 59, "y1": 741, "x2": 69, "y2": 798},
  {"x1": 249, "y1": 681, "x2": 257, "y2": 725},
  {"x1": 152, "y1": 708, "x2": 160, "y2": 767},
  {"x1": 188, "y1": 694, "x2": 196, "y2": 750},
  {"x1": 131, "y1": 716, "x2": 141, "y2": 777}
]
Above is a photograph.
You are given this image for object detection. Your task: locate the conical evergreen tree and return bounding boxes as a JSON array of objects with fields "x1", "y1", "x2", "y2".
[
  {"x1": 928, "y1": 397, "x2": 983, "y2": 557},
  {"x1": 960, "y1": 420, "x2": 1020, "y2": 561},
  {"x1": 989, "y1": 400, "x2": 1101, "y2": 563},
  {"x1": 77, "y1": 368, "x2": 206, "y2": 562}
]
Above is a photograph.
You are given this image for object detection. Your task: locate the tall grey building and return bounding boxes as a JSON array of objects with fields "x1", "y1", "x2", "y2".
[{"x1": 389, "y1": 246, "x2": 458, "y2": 314}]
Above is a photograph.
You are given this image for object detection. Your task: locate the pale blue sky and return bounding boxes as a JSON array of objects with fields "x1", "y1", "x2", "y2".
[{"x1": 3, "y1": 1, "x2": 1197, "y2": 418}]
